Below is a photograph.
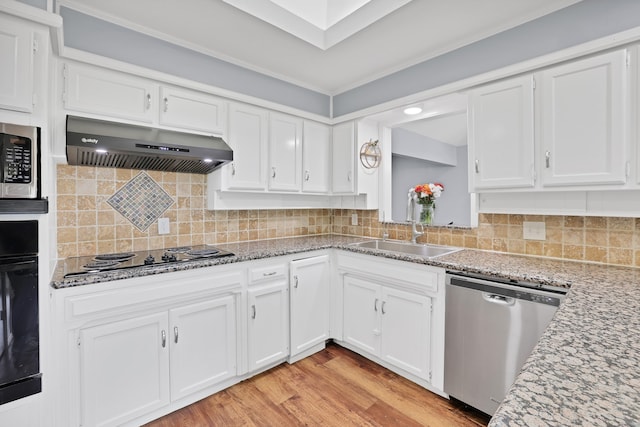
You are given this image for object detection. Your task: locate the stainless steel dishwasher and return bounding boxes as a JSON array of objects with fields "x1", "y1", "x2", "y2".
[{"x1": 444, "y1": 271, "x2": 566, "y2": 416}]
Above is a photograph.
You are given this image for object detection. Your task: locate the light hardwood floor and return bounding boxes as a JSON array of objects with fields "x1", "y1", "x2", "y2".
[{"x1": 145, "y1": 342, "x2": 490, "y2": 426}]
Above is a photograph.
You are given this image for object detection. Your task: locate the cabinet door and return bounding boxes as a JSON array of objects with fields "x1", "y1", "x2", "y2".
[
  {"x1": 269, "y1": 112, "x2": 302, "y2": 191},
  {"x1": 343, "y1": 276, "x2": 380, "y2": 355},
  {"x1": 302, "y1": 121, "x2": 330, "y2": 193},
  {"x1": 63, "y1": 63, "x2": 157, "y2": 123},
  {"x1": 169, "y1": 296, "x2": 236, "y2": 401},
  {"x1": 247, "y1": 282, "x2": 289, "y2": 371},
  {"x1": 159, "y1": 86, "x2": 225, "y2": 134},
  {"x1": 540, "y1": 50, "x2": 628, "y2": 186},
  {"x1": 290, "y1": 255, "x2": 330, "y2": 357},
  {"x1": 225, "y1": 103, "x2": 268, "y2": 190},
  {"x1": 468, "y1": 75, "x2": 535, "y2": 190},
  {"x1": 380, "y1": 287, "x2": 432, "y2": 380},
  {"x1": 0, "y1": 16, "x2": 34, "y2": 113},
  {"x1": 332, "y1": 122, "x2": 356, "y2": 194},
  {"x1": 79, "y1": 312, "x2": 170, "y2": 427}
]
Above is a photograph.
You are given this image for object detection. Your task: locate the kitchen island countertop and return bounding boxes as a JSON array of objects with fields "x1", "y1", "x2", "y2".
[{"x1": 50, "y1": 235, "x2": 640, "y2": 425}]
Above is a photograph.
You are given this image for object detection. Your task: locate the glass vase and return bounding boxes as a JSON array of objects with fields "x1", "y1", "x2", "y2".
[{"x1": 419, "y1": 203, "x2": 434, "y2": 225}]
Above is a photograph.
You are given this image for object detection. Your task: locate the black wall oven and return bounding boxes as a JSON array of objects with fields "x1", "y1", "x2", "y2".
[{"x1": 0, "y1": 220, "x2": 40, "y2": 404}]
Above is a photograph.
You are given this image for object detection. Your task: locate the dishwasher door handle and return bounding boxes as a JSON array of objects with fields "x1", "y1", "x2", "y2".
[{"x1": 483, "y1": 293, "x2": 515, "y2": 305}]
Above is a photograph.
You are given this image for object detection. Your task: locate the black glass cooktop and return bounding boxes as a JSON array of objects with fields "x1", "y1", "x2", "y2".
[{"x1": 63, "y1": 245, "x2": 234, "y2": 277}]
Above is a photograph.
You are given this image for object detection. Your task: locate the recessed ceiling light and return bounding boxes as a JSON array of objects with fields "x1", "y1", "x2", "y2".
[{"x1": 403, "y1": 106, "x2": 423, "y2": 115}]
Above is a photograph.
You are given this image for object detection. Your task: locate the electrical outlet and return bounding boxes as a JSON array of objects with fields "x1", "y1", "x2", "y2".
[
  {"x1": 351, "y1": 213, "x2": 358, "y2": 226},
  {"x1": 158, "y1": 217, "x2": 170, "y2": 235},
  {"x1": 523, "y1": 221, "x2": 545, "y2": 240}
]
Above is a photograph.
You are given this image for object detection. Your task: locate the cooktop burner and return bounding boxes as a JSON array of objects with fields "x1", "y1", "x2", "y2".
[
  {"x1": 186, "y1": 248, "x2": 220, "y2": 258},
  {"x1": 94, "y1": 252, "x2": 136, "y2": 262},
  {"x1": 82, "y1": 260, "x2": 120, "y2": 270},
  {"x1": 63, "y1": 245, "x2": 234, "y2": 278}
]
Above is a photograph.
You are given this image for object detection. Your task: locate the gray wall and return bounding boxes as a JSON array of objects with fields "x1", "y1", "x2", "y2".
[
  {"x1": 392, "y1": 146, "x2": 470, "y2": 227},
  {"x1": 392, "y1": 128, "x2": 457, "y2": 166},
  {"x1": 334, "y1": 0, "x2": 640, "y2": 117},
  {"x1": 52, "y1": 1, "x2": 640, "y2": 118},
  {"x1": 17, "y1": 0, "x2": 46, "y2": 10},
  {"x1": 59, "y1": 7, "x2": 331, "y2": 117}
]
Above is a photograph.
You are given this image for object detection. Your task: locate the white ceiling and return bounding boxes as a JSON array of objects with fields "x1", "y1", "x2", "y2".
[{"x1": 60, "y1": 0, "x2": 581, "y2": 93}]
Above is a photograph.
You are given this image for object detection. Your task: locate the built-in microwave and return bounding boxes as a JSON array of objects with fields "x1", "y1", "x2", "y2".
[{"x1": 0, "y1": 123, "x2": 39, "y2": 199}]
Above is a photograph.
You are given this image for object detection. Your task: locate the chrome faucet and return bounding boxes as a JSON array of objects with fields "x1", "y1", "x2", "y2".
[{"x1": 406, "y1": 189, "x2": 424, "y2": 244}]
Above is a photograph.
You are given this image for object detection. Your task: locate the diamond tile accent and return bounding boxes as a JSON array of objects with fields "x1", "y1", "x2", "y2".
[{"x1": 107, "y1": 171, "x2": 175, "y2": 231}]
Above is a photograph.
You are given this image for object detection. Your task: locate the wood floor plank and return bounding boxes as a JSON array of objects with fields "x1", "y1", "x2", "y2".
[{"x1": 144, "y1": 343, "x2": 490, "y2": 427}]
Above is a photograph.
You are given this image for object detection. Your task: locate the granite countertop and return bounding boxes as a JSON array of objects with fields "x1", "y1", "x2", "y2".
[{"x1": 49, "y1": 235, "x2": 640, "y2": 425}]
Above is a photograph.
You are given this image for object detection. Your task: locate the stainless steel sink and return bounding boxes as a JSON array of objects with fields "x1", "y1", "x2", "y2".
[{"x1": 350, "y1": 240, "x2": 461, "y2": 258}]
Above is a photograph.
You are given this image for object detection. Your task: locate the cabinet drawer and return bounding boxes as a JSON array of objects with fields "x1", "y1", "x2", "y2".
[
  {"x1": 248, "y1": 264, "x2": 287, "y2": 284},
  {"x1": 337, "y1": 251, "x2": 442, "y2": 294}
]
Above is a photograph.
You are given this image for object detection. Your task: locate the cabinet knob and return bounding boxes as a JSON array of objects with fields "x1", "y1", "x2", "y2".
[{"x1": 174, "y1": 326, "x2": 179, "y2": 344}]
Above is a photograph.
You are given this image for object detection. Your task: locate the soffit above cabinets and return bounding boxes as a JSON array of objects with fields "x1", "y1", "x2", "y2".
[{"x1": 56, "y1": 0, "x2": 582, "y2": 93}]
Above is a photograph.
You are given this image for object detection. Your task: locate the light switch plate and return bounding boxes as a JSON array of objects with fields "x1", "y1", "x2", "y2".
[
  {"x1": 158, "y1": 217, "x2": 170, "y2": 235},
  {"x1": 523, "y1": 221, "x2": 545, "y2": 240}
]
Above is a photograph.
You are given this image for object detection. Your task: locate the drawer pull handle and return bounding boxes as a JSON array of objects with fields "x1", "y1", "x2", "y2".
[
  {"x1": 251, "y1": 304, "x2": 256, "y2": 319},
  {"x1": 374, "y1": 298, "x2": 378, "y2": 312},
  {"x1": 146, "y1": 93, "x2": 151, "y2": 110},
  {"x1": 174, "y1": 326, "x2": 179, "y2": 344},
  {"x1": 161, "y1": 330, "x2": 166, "y2": 348},
  {"x1": 263, "y1": 271, "x2": 277, "y2": 277},
  {"x1": 231, "y1": 162, "x2": 236, "y2": 176},
  {"x1": 294, "y1": 275, "x2": 299, "y2": 288},
  {"x1": 272, "y1": 167, "x2": 276, "y2": 178},
  {"x1": 163, "y1": 97, "x2": 169, "y2": 112},
  {"x1": 381, "y1": 301, "x2": 386, "y2": 314},
  {"x1": 545, "y1": 151, "x2": 551, "y2": 168},
  {"x1": 475, "y1": 159, "x2": 479, "y2": 173}
]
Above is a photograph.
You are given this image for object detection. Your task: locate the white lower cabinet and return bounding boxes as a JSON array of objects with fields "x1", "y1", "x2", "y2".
[
  {"x1": 290, "y1": 255, "x2": 330, "y2": 360},
  {"x1": 169, "y1": 297, "x2": 237, "y2": 400},
  {"x1": 337, "y1": 251, "x2": 445, "y2": 392},
  {"x1": 343, "y1": 276, "x2": 432, "y2": 380},
  {"x1": 79, "y1": 296, "x2": 237, "y2": 427},
  {"x1": 247, "y1": 264, "x2": 289, "y2": 372},
  {"x1": 79, "y1": 312, "x2": 170, "y2": 427}
]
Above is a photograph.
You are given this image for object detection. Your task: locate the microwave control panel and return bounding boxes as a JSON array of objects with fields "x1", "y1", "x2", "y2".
[{"x1": 1, "y1": 133, "x2": 33, "y2": 184}]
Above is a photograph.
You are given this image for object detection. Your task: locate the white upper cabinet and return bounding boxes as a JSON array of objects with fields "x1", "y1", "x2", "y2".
[
  {"x1": 63, "y1": 62, "x2": 157, "y2": 123},
  {"x1": 332, "y1": 121, "x2": 356, "y2": 194},
  {"x1": 158, "y1": 86, "x2": 225, "y2": 135},
  {"x1": 0, "y1": 15, "x2": 34, "y2": 113},
  {"x1": 269, "y1": 112, "x2": 303, "y2": 192},
  {"x1": 223, "y1": 102, "x2": 268, "y2": 190},
  {"x1": 468, "y1": 75, "x2": 535, "y2": 190},
  {"x1": 539, "y1": 49, "x2": 628, "y2": 187},
  {"x1": 302, "y1": 120, "x2": 330, "y2": 193}
]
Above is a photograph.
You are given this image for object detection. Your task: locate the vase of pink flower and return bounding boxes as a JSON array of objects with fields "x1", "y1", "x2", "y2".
[{"x1": 413, "y1": 182, "x2": 444, "y2": 225}]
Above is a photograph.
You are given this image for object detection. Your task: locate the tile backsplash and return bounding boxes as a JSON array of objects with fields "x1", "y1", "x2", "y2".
[
  {"x1": 58, "y1": 165, "x2": 640, "y2": 268},
  {"x1": 56, "y1": 165, "x2": 331, "y2": 258}
]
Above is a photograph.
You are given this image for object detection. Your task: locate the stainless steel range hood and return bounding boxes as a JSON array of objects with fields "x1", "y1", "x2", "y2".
[{"x1": 66, "y1": 115, "x2": 233, "y2": 174}]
